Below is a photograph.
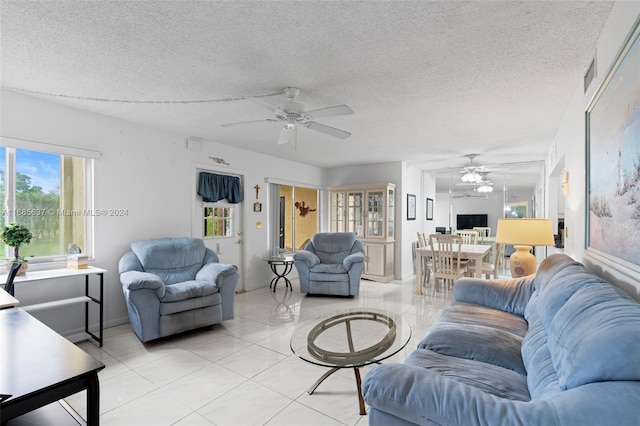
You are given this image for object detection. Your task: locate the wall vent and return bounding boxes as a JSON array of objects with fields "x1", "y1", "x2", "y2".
[{"x1": 584, "y1": 57, "x2": 596, "y2": 93}]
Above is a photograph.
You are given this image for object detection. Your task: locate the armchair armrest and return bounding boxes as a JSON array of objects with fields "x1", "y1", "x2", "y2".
[
  {"x1": 343, "y1": 252, "x2": 365, "y2": 270},
  {"x1": 453, "y1": 275, "x2": 536, "y2": 316},
  {"x1": 120, "y1": 270, "x2": 166, "y2": 298},
  {"x1": 196, "y1": 263, "x2": 238, "y2": 287},
  {"x1": 293, "y1": 251, "x2": 320, "y2": 268}
]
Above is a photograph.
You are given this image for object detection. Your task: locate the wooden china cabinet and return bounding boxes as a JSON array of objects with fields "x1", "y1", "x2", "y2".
[{"x1": 328, "y1": 183, "x2": 395, "y2": 282}]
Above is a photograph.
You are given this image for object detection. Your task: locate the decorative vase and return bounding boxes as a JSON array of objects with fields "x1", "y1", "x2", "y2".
[{"x1": 17, "y1": 261, "x2": 28, "y2": 276}]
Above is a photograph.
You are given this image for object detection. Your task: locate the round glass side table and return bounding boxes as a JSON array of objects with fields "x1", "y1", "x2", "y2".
[{"x1": 264, "y1": 256, "x2": 294, "y2": 292}]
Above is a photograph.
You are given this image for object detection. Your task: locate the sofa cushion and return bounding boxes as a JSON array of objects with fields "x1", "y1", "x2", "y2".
[
  {"x1": 310, "y1": 263, "x2": 348, "y2": 274},
  {"x1": 548, "y1": 281, "x2": 640, "y2": 389},
  {"x1": 160, "y1": 280, "x2": 219, "y2": 302},
  {"x1": 439, "y1": 301, "x2": 529, "y2": 338},
  {"x1": 418, "y1": 322, "x2": 526, "y2": 375},
  {"x1": 405, "y1": 349, "x2": 530, "y2": 401}
]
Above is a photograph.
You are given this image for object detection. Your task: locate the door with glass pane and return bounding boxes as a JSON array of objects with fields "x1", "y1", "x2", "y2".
[{"x1": 193, "y1": 168, "x2": 243, "y2": 291}]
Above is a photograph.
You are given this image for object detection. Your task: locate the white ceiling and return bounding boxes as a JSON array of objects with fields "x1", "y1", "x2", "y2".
[{"x1": 0, "y1": 1, "x2": 613, "y2": 190}]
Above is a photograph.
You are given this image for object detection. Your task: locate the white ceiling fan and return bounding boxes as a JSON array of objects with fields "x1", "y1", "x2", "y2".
[
  {"x1": 220, "y1": 87, "x2": 354, "y2": 145},
  {"x1": 458, "y1": 154, "x2": 489, "y2": 183},
  {"x1": 457, "y1": 171, "x2": 494, "y2": 192}
]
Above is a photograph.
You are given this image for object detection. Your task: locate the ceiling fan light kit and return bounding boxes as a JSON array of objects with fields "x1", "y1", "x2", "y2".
[
  {"x1": 461, "y1": 170, "x2": 483, "y2": 183},
  {"x1": 220, "y1": 87, "x2": 354, "y2": 145},
  {"x1": 477, "y1": 183, "x2": 493, "y2": 193}
]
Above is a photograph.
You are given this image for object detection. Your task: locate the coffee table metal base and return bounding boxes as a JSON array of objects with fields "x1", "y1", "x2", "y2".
[{"x1": 307, "y1": 366, "x2": 366, "y2": 415}]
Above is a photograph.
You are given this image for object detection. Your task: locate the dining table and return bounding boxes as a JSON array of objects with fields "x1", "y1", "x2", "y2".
[{"x1": 415, "y1": 243, "x2": 491, "y2": 295}]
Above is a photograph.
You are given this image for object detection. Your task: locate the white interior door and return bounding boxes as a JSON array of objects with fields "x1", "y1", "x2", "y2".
[{"x1": 193, "y1": 167, "x2": 244, "y2": 291}]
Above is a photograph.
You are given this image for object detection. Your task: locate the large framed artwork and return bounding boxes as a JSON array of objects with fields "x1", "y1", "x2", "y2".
[{"x1": 586, "y1": 18, "x2": 640, "y2": 275}]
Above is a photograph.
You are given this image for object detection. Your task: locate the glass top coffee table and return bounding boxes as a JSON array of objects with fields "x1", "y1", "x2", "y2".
[{"x1": 290, "y1": 308, "x2": 411, "y2": 415}]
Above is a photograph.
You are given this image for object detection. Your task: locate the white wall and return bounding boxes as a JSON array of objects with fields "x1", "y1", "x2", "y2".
[
  {"x1": 400, "y1": 163, "x2": 423, "y2": 279},
  {"x1": 1, "y1": 89, "x2": 325, "y2": 337},
  {"x1": 548, "y1": 1, "x2": 640, "y2": 299}
]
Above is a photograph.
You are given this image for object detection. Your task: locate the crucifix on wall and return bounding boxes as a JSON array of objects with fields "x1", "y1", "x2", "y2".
[{"x1": 253, "y1": 185, "x2": 262, "y2": 212}]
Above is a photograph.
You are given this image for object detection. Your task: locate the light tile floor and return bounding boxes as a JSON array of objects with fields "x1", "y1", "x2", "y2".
[{"x1": 65, "y1": 272, "x2": 498, "y2": 426}]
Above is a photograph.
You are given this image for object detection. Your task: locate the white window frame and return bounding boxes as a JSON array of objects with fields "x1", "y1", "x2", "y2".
[
  {"x1": 202, "y1": 202, "x2": 235, "y2": 239},
  {"x1": 1, "y1": 137, "x2": 100, "y2": 267}
]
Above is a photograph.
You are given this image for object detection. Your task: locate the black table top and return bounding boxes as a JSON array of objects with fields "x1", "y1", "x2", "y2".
[{"x1": 0, "y1": 307, "x2": 105, "y2": 405}]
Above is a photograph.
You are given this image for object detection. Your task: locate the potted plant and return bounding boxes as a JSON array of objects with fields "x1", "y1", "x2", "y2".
[{"x1": 1, "y1": 223, "x2": 33, "y2": 276}]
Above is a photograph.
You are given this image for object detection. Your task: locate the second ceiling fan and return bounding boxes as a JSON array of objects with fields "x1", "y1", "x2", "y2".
[{"x1": 221, "y1": 87, "x2": 354, "y2": 145}]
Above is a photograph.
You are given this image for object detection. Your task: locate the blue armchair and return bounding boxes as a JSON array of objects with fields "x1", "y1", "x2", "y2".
[
  {"x1": 119, "y1": 237, "x2": 238, "y2": 342},
  {"x1": 293, "y1": 232, "x2": 365, "y2": 296}
]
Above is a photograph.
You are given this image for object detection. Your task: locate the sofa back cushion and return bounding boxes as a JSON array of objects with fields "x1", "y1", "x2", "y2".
[
  {"x1": 547, "y1": 282, "x2": 640, "y2": 389},
  {"x1": 536, "y1": 264, "x2": 602, "y2": 330},
  {"x1": 131, "y1": 237, "x2": 206, "y2": 285},
  {"x1": 310, "y1": 232, "x2": 362, "y2": 264},
  {"x1": 521, "y1": 316, "x2": 563, "y2": 400},
  {"x1": 533, "y1": 254, "x2": 582, "y2": 294},
  {"x1": 525, "y1": 254, "x2": 640, "y2": 395}
]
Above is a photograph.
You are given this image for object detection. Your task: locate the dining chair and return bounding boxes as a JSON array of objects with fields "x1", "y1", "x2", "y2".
[
  {"x1": 415, "y1": 232, "x2": 432, "y2": 288},
  {"x1": 477, "y1": 243, "x2": 505, "y2": 279},
  {"x1": 4, "y1": 262, "x2": 22, "y2": 296},
  {"x1": 473, "y1": 227, "x2": 491, "y2": 243},
  {"x1": 429, "y1": 234, "x2": 468, "y2": 296},
  {"x1": 453, "y1": 230, "x2": 479, "y2": 245}
]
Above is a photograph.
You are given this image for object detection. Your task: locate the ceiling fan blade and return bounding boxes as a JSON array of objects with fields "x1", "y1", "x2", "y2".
[
  {"x1": 221, "y1": 118, "x2": 278, "y2": 127},
  {"x1": 304, "y1": 121, "x2": 351, "y2": 139},
  {"x1": 277, "y1": 127, "x2": 293, "y2": 145},
  {"x1": 305, "y1": 105, "x2": 354, "y2": 119}
]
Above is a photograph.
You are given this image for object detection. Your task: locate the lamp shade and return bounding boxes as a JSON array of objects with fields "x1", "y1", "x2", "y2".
[
  {"x1": 496, "y1": 218, "x2": 555, "y2": 278},
  {"x1": 495, "y1": 219, "x2": 555, "y2": 246}
]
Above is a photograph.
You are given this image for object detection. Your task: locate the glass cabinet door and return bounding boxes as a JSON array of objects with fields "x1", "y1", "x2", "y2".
[
  {"x1": 387, "y1": 187, "x2": 394, "y2": 238},
  {"x1": 367, "y1": 190, "x2": 384, "y2": 237},
  {"x1": 347, "y1": 191, "x2": 364, "y2": 236},
  {"x1": 330, "y1": 192, "x2": 345, "y2": 232}
]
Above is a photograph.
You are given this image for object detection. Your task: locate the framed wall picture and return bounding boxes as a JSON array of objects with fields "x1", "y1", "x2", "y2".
[
  {"x1": 426, "y1": 198, "x2": 434, "y2": 221},
  {"x1": 407, "y1": 194, "x2": 416, "y2": 220},
  {"x1": 585, "y1": 18, "x2": 640, "y2": 275},
  {"x1": 253, "y1": 202, "x2": 262, "y2": 212}
]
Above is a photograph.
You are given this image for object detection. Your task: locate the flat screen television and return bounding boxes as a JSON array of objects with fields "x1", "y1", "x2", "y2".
[{"x1": 456, "y1": 214, "x2": 488, "y2": 230}]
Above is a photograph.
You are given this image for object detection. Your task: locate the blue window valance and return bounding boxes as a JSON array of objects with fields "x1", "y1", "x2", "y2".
[{"x1": 198, "y1": 172, "x2": 243, "y2": 203}]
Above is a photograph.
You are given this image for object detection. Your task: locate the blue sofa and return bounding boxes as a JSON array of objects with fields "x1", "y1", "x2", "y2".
[
  {"x1": 293, "y1": 232, "x2": 365, "y2": 296},
  {"x1": 119, "y1": 237, "x2": 238, "y2": 342},
  {"x1": 362, "y1": 254, "x2": 640, "y2": 425}
]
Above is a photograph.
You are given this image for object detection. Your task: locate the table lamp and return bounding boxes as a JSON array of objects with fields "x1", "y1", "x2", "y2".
[{"x1": 495, "y1": 218, "x2": 555, "y2": 277}]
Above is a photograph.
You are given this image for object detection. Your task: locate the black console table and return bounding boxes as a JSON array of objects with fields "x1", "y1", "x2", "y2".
[{"x1": 0, "y1": 307, "x2": 105, "y2": 425}]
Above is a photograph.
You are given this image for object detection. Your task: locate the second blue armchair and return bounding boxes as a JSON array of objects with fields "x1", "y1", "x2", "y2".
[{"x1": 293, "y1": 232, "x2": 365, "y2": 296}]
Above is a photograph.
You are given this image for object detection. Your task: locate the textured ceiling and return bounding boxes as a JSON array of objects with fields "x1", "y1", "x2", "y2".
[{"x1": 0, "y1": 1, "x2": 613, "y2": 190}]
